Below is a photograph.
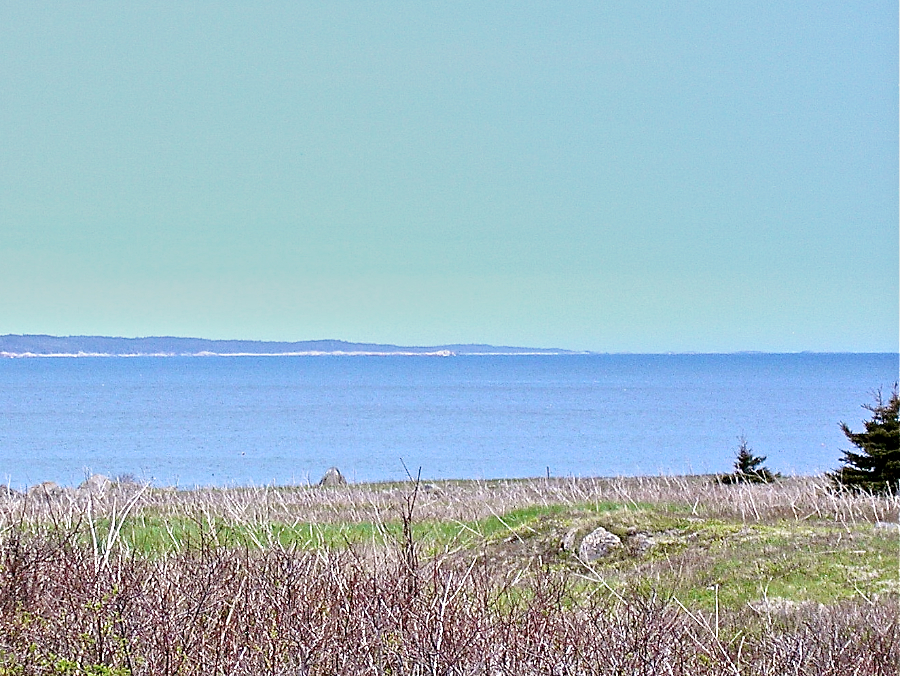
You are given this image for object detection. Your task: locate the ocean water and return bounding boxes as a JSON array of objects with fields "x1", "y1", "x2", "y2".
[{"x1": 0, "y1": 353, "x2": 896, "y2": 489}]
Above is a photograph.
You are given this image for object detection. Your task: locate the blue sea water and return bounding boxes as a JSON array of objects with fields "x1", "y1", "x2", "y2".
[{"x1": 0, "y1": 354, "x2": 896, "y2": 489}]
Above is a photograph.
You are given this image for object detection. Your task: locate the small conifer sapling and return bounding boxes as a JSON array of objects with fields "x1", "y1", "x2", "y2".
[{"x1": 722, "y1": 436, "x2": 778, "y2": 484}]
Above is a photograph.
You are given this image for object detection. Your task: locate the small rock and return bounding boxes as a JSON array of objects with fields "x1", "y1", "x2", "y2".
[
  {"x1": 79, "y1": 474, "x2": 112, "y2": 493},
  {"x1": 627, "y1": 532, "x2": 655, "y2": 556},
  {"x1": 318, "y1": 467, "x2": 347, "y2": 487},
  {"x1": 28, "y1": 481, "x2": 65, "y2": 498},
  {"x1": 578, "y1": 526, "x2": 622, "y2": 561},
  {"x1": 561, "y1": 527, "x2": 580, "y2": 553},
  {"x1": 875, "y1": 521, "x2": 900, "y2": 531},
  {"x1": 748, "y1": 597, "x2": 824, "y2": 618}
]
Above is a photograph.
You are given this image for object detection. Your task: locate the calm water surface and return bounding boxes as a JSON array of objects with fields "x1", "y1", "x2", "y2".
[{"x1": 0, "y1": 354, "x2": 896, "y2": 489}]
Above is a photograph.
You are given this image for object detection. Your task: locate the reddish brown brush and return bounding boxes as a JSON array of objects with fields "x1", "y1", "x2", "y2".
[{"x1": 0, "y1": 477, "x2": 897, "y2": 674}]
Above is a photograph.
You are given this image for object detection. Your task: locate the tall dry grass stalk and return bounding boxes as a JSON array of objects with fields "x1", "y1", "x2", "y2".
[{"x1": 3, "y1": 475, "x2": 897, "y2": 528}]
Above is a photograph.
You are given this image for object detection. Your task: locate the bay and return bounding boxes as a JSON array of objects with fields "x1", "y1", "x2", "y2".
[{"x1": 0, "y1": 353, "x2": 896, "y2": 489}]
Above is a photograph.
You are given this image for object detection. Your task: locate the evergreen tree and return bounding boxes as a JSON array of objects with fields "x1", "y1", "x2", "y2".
[
  {"x1": 830, "y1": 387, "x2": 900, "y2": 494},
  {"x1": 722, "y1": 436, "x2": 777, "y2": 484}
]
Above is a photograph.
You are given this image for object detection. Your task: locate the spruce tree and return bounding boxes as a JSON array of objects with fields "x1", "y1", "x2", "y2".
[
  {"x1": 722, "y1": 436, "x2": 777, "y2": 484},
  {"x1": 830, "y1": 387, "x2": 899, "y2": 495}
]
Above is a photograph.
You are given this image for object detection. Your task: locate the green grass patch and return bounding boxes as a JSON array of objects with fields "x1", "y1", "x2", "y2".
[
  {"x1": 72, "y1": 498, "x2": 900, "y2": 617},
  {"x1": 591, "y1": 521, "x2": 900, "y2": 612},
  {"x1": 80, "y1": 501, "x2": 637, "y2": 557}
]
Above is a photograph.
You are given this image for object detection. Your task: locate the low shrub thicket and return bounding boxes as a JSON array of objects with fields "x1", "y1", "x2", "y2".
[{"x1": 0, "y1": 528, "x2": 896, "y2": 675}]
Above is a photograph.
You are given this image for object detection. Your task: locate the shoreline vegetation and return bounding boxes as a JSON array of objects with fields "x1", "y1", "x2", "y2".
[{"x1": 1, "y1": 475, "x2": 897, "y2": 674}]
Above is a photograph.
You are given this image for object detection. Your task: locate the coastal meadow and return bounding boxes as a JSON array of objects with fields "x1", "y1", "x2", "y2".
[{"x1": 0, "y1": 476, "x2": 897, "y2": 674}]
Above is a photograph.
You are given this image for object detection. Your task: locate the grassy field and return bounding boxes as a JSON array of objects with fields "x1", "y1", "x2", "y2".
[{"x1": 0, "y1": 476, "x2": 897, "y2": 674}]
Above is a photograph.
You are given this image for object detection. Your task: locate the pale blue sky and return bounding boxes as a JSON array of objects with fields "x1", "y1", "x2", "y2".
[{"x1": 1, "y1": 2, "x2": 896, "y2": 351}]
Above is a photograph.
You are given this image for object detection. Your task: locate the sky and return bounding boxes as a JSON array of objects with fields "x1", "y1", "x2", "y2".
[{"x1": 0, "y1": 2, "x2": 896, "y2": 352}]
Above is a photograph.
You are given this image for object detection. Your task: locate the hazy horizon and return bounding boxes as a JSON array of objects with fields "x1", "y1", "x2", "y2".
[{"x1": 2, "y1": 3, "x2": 896, "y2": 353}]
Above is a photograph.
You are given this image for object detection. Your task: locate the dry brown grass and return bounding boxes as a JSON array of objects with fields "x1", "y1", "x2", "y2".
[{"x1": 7, "y1": 474, "x2": 899, "y2": 528}]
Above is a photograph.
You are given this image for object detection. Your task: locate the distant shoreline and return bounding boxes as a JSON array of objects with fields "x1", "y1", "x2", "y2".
[
  {"x1": 0, "y1": 334, "x2": 581, "y2": 357},
  {"x1": 0, "y1": 336, "x2": 894, "y2": 358},
  {"x1": 0, "y1": 350, "x2": 584, "y2": 358}
]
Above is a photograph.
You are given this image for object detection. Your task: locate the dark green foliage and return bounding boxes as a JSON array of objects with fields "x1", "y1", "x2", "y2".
[
  {"x1": 721, "y1": 437, "x2": 778, "y2": 484},
  {"x1": 830, "y1": 387, "x2": 900, "y2": 495}
]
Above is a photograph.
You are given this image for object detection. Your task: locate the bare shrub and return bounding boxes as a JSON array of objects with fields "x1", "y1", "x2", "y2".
[{"x1": 0, "y1": 516, "x2": 896, "y2": 675}]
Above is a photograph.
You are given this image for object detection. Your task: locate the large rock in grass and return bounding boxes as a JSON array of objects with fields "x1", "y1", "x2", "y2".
[
  {"x1": 578, "y1": 526, "x2": 622, "y2": 561},
  {"x1": 318, "y1": 467, "x2": 347, "y2": 487}
]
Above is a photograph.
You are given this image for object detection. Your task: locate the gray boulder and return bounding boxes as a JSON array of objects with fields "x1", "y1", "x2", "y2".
[
  {"x1": 578, "y1": 526, "x2": 622, "y2": 561},
  {"x1": 318, "y1": 467, "x2": 347, "y2": 487}
]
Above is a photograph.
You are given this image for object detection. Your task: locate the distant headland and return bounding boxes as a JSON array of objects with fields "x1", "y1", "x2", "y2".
[{"x1": 0, "y1": 335, "x2": 583, "y2": 357}]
